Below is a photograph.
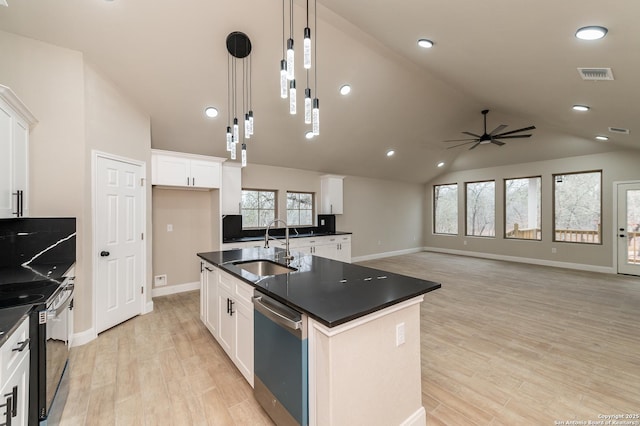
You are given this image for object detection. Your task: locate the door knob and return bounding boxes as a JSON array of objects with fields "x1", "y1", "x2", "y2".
[
  {"x1": 619, "y1": 235, "x2": 626, "y2": 238},
  {"x1": 100, "y1": 251, "x2": 110, "y2": 257}
]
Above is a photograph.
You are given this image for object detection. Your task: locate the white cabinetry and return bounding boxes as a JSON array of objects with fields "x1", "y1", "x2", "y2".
[
  {"x1": 200, "y1": 261, "x2": 254, "y2": 386},
  {"x1": 320, "y1": 175, "x2": 344, "y2": 215},
  {"x1": 151, "y1": 149, "x2": 224, "y2": 189},
  {"x1": 0, "y1": 85, "x2": 37, "y2": 218},
  {"x1": 223, "y1": 234, "x2": 351, "y2": 263},
  {"x1": 0, "y1": 316, "x2": 30, "y2": 426},
  {"x1": 222, "y1": 163, "x2": 242, "y2": 214}
]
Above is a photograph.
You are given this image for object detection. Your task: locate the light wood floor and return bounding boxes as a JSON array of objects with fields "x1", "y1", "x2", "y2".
[{"x1": 61, "y1": 252, "x2": 640, "y2": 425}]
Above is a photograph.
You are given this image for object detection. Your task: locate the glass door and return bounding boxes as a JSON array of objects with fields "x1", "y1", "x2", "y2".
[{"x1": 617, "y1": 182, "x2": 640, "y2": 275}]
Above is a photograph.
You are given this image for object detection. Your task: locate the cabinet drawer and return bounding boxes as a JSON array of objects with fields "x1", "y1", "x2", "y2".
[
  {"x1": 0, "y1": 316, "x2": 29, "y2": 384},
  {"x1": 218, "y1": 269, "x2": 234, "y2": 292},
  {"x1": 234, "y1": 280, "x2": 254, "y2": 307}
]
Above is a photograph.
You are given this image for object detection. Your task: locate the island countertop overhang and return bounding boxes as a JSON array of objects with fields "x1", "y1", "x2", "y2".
[{"x1": 197, "y1": 248, "x2": 440, "y2": 328}]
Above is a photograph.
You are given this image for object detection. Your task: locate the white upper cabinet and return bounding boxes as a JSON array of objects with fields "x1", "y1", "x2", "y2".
[
  {"x1": 0, "y1": 85, "x2": 37, "y2": 218},
  {"x1": 222, "y1": 162, "x2": 242, "y2": 214},
  {"x1": 320, "y1": 174, "x2": 344, "y2": 214},
  {"x1": 151, "y1": 149, "x2": 224, "y2": 189}
]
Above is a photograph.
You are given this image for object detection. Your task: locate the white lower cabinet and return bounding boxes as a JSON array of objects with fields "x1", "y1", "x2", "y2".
[
  {"x1": 0, "y1": 316, "x2": 29, "y2": 426},
  {"x1": 200, "y1": 261, "x2": 254, "y2": 387}
]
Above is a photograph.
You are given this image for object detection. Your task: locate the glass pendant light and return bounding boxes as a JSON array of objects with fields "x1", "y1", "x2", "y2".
[
  {"x1": 241, "y1": 143, "x2": 247, "y2": 167},
  {"x1": 312, "y1": 98, "x2": 319, "y2": 135},
  {"x1": 226, "y1": 126, "x2": 232, "y2": 151},
  {"x1": 304, "y1": 87, "x2": 312, "y2": 124},
  {"x1": 248, "y1": 110, "x2": 254, "y2": 135},
  {"x1": 304, "y1": 28, "x2": 311, "y2": 69},
  {"x1": 230, "y1": 141, "x2": 237, "y2": 160},
  {"x1": 280, "y1": 60, "x2": 288, "y2": 98},
  {"x1": 244, "y1": 113, "x2": 251, "y2": 139},
  {"x1": 289, "y1": 80, "x2": 297, "y2": 114},
  {"x1": 233, "y1": 117, "x2": 239, "y2": 142}
]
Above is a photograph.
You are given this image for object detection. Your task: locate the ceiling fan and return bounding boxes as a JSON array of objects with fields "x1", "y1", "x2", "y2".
[{"x1": 445, "y1": 110, "x2": 535, "y2": 150}]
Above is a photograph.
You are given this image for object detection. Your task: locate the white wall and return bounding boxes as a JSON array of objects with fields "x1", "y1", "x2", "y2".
[{"x1": 425, "y1": 150, "x2": 640, "y2": 270}]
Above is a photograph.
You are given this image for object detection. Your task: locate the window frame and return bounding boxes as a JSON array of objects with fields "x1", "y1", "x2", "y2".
[
  {"x1": 552, "y1": 170, "x2": 602, "y2": 245},
  {"x1": 286, "y1": 191, "x2": 315, "y2": 227},
  {"x1": 240, "y1": 188, "x2": 278, "y2": 229},
  {"x1": 503, "y1": 175, "x2": 542, "y2": 241},
  {"x1": 465, "y1": 180, "x2": 496, "y2": 238},
  {"x1": 433, "y1": 183, "x2": 459, "y2": 235}
]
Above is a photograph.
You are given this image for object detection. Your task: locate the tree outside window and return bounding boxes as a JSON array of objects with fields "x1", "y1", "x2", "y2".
[
  {"x1": 553, "y1": 171, "x2": 601, "y2": 244},
  {"x1": 505, "y1": 177, "x2": 541, "y2": 240},
  {"x1": 466, "y1": 181, "x2": 495, "y2": 237},
  {"x1": 287, "y1": 192, "x2": 314, "y2": 226},
  {"x1": 434, "y1": 184, "x2": 458, "y2": 235},
  {"x1": 241, "y1": 189, "x2": 276, "y2": 228}
]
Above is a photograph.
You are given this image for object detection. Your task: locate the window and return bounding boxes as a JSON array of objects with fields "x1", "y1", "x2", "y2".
[
  {"x1": 553, "y1": 171, "x2": 601, "y2": 244},
  {"x1": 287, "y1": 192, "x2": 314, "y2": 226},
  {"x1": 466, "y1": 181, "x2": 495, "y2": 237},
  {"x1": 433, "y1": 184, "x2": 458, "y2": 234},
  {"x1": 241, "y1": 189, "x2": 276, "y2": 228},
  {"x1": 504, "y1": 177, "x2": 541, "y2": 240}
]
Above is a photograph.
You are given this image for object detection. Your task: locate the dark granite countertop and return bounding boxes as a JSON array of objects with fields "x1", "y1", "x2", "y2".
[
  {"x1": 0, "y1": 305, "x2": 31, "y2": 347},
  {"x1": 0, "y1": 262, "x2": 75, "y2": 286},
  {"x1": 197, "y1": 248, "x2": 440, "y2": 328},
  {"x1": 223, "y1": 231, "x2": 352, "y2": 244}
]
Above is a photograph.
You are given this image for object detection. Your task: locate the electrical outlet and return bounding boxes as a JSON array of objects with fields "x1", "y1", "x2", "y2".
[
  {"x1": 167, "y1": 224, "x2": 173, "y2": 232},
  {"x1": 463, "y1": 240, "x2": 468, "y2": 246},
  {"x1": 552, "y1": 247, "x2": 557, "y2": 254},
  {"x1": 320, "y1": 219, "x2": 325, "y2": 226},
  {"x1": 154, "y1": 274, "x2": 167, "y2": 287},
  {"x1": 396, "y1": 322, "x2": 405, "y2": 347}
]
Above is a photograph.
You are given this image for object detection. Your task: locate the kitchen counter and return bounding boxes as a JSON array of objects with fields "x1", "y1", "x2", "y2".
[
  {"x1": 223, "y1": 230, "x2": 352, "y2": 244},
  {"x1": 0, "y1": 305, "x2": 31, "y2": 347},
  {"x1": 197, "y1": 247, "x2": 440, "y2": 327}
]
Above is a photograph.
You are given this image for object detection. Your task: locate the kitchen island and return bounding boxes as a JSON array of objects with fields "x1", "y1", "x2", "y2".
[{"x1": 198, "y1": 247, "x2": 440, "y2": 426}]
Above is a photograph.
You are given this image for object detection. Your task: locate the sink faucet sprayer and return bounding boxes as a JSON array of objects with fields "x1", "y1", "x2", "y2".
[{"x1": 264, "y1": 219, "x2": 294, "y2": 262}]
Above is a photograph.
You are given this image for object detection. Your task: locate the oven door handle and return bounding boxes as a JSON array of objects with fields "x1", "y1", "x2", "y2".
[{"x1": 48, "y1": 292, "x2": 74, "y2": 319}]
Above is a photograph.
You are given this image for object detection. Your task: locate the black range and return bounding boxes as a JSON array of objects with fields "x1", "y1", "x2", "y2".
[{"x1": 197, "y1": 248, "x2": 440, "y2": 327}]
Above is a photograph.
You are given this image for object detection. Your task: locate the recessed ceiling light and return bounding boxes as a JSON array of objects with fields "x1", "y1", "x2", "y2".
[
  {"x1": 305, "y1": 131, "x2": 315, "y2": 140},
  {"x1": 572, "y1": 105, "x2": 590, "y2": 112},
  {"x1": 595, "y1": 135, "x2": 609, "y2": 141},
  {"x1": 437, "y1": 162, "x2": 445, "y2": 168},
  {"x1": 417, "y1": 39, "x2": 434, "y2": 49},
  {"x1": 386, "y1": 150, "x2": 395, "y2": 157},
  {"x1": 339, "y1": 84, "x2": 351, "y2": 95},
  {"x1": 575, "y1": 26, "x2": 608, "y2": 41},
  {"x1": 204, "y1": 107, "x2": 218, "y2": 118}
]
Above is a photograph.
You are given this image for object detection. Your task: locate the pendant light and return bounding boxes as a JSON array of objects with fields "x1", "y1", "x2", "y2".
[
  {"x1": 289, "y1": 80, "x2": 297, "y2": 114},
  {"x1": 303, "y1": 0, "x2": 311, "y2": 69},
  {"x1": 226, "y1": 31, "x2": 253, "y2": 166},
  {"x1": 304, "y1": 85, "x2": 312, "y2": 124},
  {"x1": 286, "y1": 0, "x2": 295, "y2": 81},
  {"x1": 279, "y1": 0, "x2": 288, "y2": 99},
  {"x1": 312, "y1": 0, "x2": 320, "y2": 135}
]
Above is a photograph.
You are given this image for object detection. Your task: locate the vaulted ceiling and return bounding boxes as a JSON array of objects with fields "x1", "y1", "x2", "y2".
[{"x1": 1, "y1": 0, "x2": 638, "y2": 183}]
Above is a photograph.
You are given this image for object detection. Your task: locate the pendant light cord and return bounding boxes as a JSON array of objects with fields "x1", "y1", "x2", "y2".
[
  {"x1": 289, "y1": 0, "x2": 294, "y2": 39},
  {"x1": 282, "y1": 0, "x2": 285, "y2": 57},
  {"x1": 314, "y1": 0, "x2": 317, "y2": 93},
  {"x1": 227, "y1": 52, "x2": 231, "y2": 126}
]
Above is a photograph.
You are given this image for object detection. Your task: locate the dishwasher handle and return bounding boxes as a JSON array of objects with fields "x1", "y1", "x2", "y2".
[{"x1": 253, "y1": 295, "x2": 302, "y2": 331}]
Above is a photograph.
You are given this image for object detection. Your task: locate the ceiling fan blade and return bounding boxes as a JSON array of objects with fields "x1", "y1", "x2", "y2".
[
  {"x1": 462, "y1": 131, "x2": 482, "y2": 138},
  {"x1": 495, "y1": 134, "x2": 532, "y2": 139},
  {"x1": 494, "y1": 125, "x2": 536, "y2": 137},
  {"x1": 443, "y1": 137, "x2": 479, "y2": 142},
  {"x1": 446, "y1": 141, "x2": 477, "y2": 149},
  {"x1": 491, "y1": 140, "x2": 506, "y2": 146},
  {"x1": 469, "y1": 141, "x2": 482, "y2": 150},
  {"x1": 489, "y1": 124, "x2": 507, "y2": 136}
]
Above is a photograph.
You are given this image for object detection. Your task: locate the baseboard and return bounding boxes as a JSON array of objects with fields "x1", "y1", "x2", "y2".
[
  {"x1": 72, "y1": 327, "x2": 97, "y2": 347},
  {"x1": 151, "y1": 281, "x2": 200, "y2": 298},
  {"x1": 400, "y1": 406, "x2": 426, "y2": 426},
  {"x1": 422, "y1": 246, "x2": 616, "y2": 274},
  {"x1": 352, "y1": 247, "x2": 423, "y2": 263}
]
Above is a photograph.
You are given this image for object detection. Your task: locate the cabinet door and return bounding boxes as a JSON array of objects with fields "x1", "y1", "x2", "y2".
[
  {"x1": 217, "y1": 287, "x2": 234, "y2": 357},
  {"x1": 205, "y1": 266, "x2": 218, "y2": 337},
  {"x1": 154, "y1": 155, "x2": 190, "y2": 186},
  {"x1": 12, "y1": 118, "x2": 28, "y2": 217},
  {"x1": 314, "y1": 241, "x2": 338, "y2": 260},
  {"x1": 0, "y1": 101, "x2": 12, "y2": 218},
  {"x1": 320, "y1": 176, "x2": 344, "y2": 214},
  {"x1": 222, "y1": 164, "x2": 242, "y2": 214},
  {"x1": 190, "y1": 159, "x2": 220, "y2": 189},
  {"x1": 234, "y1": 301, "x2": 254, "y2": 386},
  {"x1": 338, "y1": 239, "x2": 352, "y2": 263},
  {"x1": 200, "y1": 265, "x2": 206, "y2": 322},
  {"x1": 0, "y1": 349, "x2": 29, "y2": 426}
]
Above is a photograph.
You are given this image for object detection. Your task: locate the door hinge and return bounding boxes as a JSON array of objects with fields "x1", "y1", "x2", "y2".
[
  {"x1": 141, "y1": 233, "x2": 144, "y2": 240},
  {"x1": 141, "y1": 286, "x2": 144, "y2": 294},
  {"x1": 140, "y1": 177, "x2": 145, "y2": 187}
]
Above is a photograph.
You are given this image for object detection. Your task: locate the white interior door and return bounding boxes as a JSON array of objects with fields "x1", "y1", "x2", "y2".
[
  {"x1": 617, "y1": 182, "x2": 640, "y2": 276},
  {"x1": 95, "y1": 154, "x2": 145, "y2": 333}
]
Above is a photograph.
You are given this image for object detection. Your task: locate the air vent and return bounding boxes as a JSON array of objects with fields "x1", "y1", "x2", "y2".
[
  {"x1": 608, "y1": 127, "x2": 630, "y2": 135},
  {"x1": 577, "y1": 67, "x2": 614, "y2": 81}
]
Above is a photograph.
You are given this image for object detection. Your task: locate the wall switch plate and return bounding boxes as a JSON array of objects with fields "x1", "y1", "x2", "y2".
[
  {"x1": 154, "y1": 274, "x2": 167, "y2": 287},
  {"x1": 551, "y1": 247, "x2": 557, "y2": 254},
  {"x1": 396, "y1": 322, "x2": 405, "y2": 347},
  {"x1": 167, "y1": 224, "x2": 173, "y2": 232}
]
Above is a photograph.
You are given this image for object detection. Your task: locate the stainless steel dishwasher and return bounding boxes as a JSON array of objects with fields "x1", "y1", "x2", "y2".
[{"x1": 253, "y1": 290, "x2": 308, "y2": 426}]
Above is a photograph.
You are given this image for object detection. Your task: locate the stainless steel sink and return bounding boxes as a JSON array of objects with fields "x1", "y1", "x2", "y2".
[{"x1": 233, "y1": 259, "x2": 297, "y2": 276}]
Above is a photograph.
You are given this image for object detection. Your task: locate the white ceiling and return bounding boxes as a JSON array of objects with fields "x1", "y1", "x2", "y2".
[{"x1": 1, "y1": 0, "x2": 638, "y2": 183}]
